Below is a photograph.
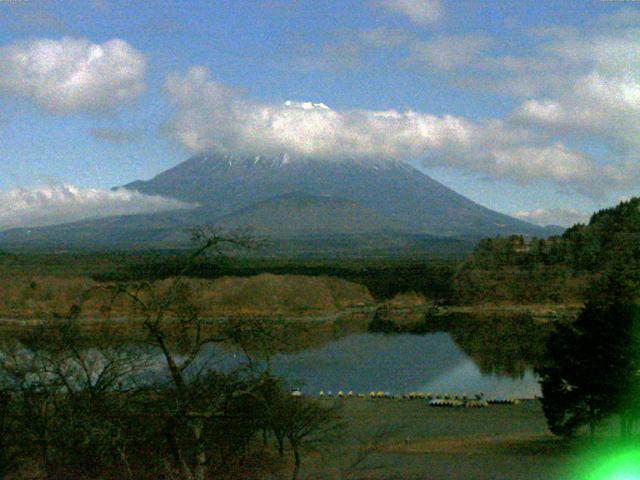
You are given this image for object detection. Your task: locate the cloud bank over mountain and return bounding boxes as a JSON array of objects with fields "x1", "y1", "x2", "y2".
[
  {"x1": 282, "y1": 10, "x2": 640, "y2": 200},
  {"x1": 0, "y1": 185, "x2": 194, "y2": 231},
  {"x1": 164, "y1": 66, "x2": 472, "y2": 160},
  {"x1": 164, "y1": 66, "x2": 607, "y2": 194},
  {"x1": 0, "y1": 4, "x2": 637, "y2": 231}
]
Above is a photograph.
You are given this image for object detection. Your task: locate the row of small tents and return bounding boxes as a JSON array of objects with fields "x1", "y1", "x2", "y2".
[
  {"x1": 311, "y1": 390, "x2": 520, "y2": 406},
  {"x1": 426, "y1": 396, "x2": 520, "y2": 407}
]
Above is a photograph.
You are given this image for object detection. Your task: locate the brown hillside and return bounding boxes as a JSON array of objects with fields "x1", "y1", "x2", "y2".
[{"x1": 0, "y1": 274, "x2": 374, "y2": 319}]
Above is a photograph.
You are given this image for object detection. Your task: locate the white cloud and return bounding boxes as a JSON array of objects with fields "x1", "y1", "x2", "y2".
[
  {"x1": 0, "y1": 37, "x2": 146, "y2": 114},
  {"x1": 378, "y1": 0, "x2": 443, "y2": 26},
  {"x1": 0, "y1": 185, "x2": 194, "y2": 231},
  {"x1": 408, "y1": 34, "x2": 494, "y2": 70},
  {"x1": 165, "y1": 66, "x2": 474, "y2": 158},
  {"x1": 515, "y1": 71, "x2": 640, "y2": 151},
  {"x1": 513, "y1": 28, "x2": 640, "y2": 125},
  {"x1": 413, "y1": 21, "x2": 640, "y2": 104},
  {"x1": 295, "y1": 27, "x2": 409, "y2": 72},
  {"x1": 164, "y1": 66, "x2": 615, "y2": 193},
  {"x1": 419, "y1": 23, "x2": 640, "y2": 158},
  {"x1": 513, "y1": 207, "x2": 591, "y2": 227},
  {"x1": 398, "y1": 17, "x2": 640, "y2": 195},
  {"x1": 509, "y1": 31, "x2": 640, "y2": 186},
  {"x1": 486, "y1": 143, "x2": 595, "y2": 185}
]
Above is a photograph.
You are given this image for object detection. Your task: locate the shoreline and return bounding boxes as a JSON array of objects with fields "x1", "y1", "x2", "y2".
[{"x1": 0, "y1": 302, "x2": 581, "y2": 325}]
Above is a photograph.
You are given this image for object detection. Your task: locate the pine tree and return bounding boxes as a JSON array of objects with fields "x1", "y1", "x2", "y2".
[{"x1": 537, "y1": 299, "x2": 640, "y2": 437}]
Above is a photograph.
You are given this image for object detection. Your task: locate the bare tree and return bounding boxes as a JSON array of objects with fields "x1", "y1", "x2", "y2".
[
  {"x1": 337, "y1": 426, "x2": 399, "y2": 480},
  {"x1": 257, "y1": 379, "x2": 342, "y2": 480},
  {"x1": 0, "y1": 227, "x2": 340, "y2": 480},
  {"x1": 0, "y1": 316, "x2": 153, "y2": 480},
  {"x1": 0, "y1": 337, "x2": 61, "y2": 480},
  {"x1": 0, "y1": 390, "x2": 18, "y2": 480},
  {"x1": 285, "y1": 397, "x2": 341, "y2": 480},
  {"x1": 100, "y1": 227, "x2": 268, "y2": 480}
]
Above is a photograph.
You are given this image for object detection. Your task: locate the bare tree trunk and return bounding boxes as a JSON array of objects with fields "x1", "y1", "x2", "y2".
[
  {"x1": 117, "y1": 444, "x2": 134, "y2": 480},
  {"x1": 165, "y1": 420, "x2": 193, "y2": 480},
  {"x1": 191, "y1": 419, "x2": 207, "y2": 480},
  {"x1": 148, "y1": 326, "x2": 188, "y2": 394},
  {"x1": 40, "y1": 433, "x2": 52, "y2": 480},
  {"x1": 291, "y1": 441, "x2": 301, "y2": 480},
  {"x1": 37, "y1": 401, "x2": 53, "y2": 480},
  {"x1": 41, "y1": 441, "x2": 50, "y2": 480},
  {"x1": 277, "y1": 435, "x2": 285, "y2": 456},
  {"x1": 151, "y1": 324, "x2": 198, "y2": 480}
]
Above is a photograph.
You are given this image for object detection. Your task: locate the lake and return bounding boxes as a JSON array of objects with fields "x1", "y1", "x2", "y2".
[
  {"x1": 0, "y1": 315, "x2": 548, "y2": 399},
  {"x1": 266, "y1": 332, "x2": 540, "y2": 397},
  {"x1": 196, "y1": 314, "x2": 548, "y2": 398}
]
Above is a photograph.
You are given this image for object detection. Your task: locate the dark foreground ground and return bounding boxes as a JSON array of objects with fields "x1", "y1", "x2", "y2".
[{"x1": 304, "y1": 399, "x2": 584, "y2": 479}]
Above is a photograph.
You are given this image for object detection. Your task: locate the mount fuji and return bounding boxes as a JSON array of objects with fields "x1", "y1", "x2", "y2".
[{"x1": 0, "y1": 153, "x2": 561, "y2": 252}]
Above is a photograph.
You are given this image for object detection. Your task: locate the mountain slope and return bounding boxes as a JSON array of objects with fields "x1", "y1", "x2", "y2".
[
  {"x1": 124, "y1": 153, "x2": 549, "y2": 238},
  {"x1": 215, "y1": 192, "x2": 404, "y2": 237},
  {"x1": 0, "y1": 154, "x2": 558, "y2": 252},
  {"x1": 0, "y1": 211, "x2": 190, "y2": 249}
]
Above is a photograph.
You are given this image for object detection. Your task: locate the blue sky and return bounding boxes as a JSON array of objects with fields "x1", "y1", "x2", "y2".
[{"x1": 1, "y1": 0, "x2": 639, "y2": 229}]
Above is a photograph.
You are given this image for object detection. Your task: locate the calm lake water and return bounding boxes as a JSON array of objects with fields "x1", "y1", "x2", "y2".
[
  {"x1": 199, "y1": 324, "x2": 544, "y2": 398},
  {"x1": 268, "y1": 332, "x2": 541, "y2": 398},
  {"x1": 1, "y1": 316, "x2": 548, "y2": 398}
]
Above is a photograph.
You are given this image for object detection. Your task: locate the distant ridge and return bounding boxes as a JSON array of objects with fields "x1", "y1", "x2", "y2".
[{"x1": 0, "y1": 153, "x2": 562, "y2": 252}]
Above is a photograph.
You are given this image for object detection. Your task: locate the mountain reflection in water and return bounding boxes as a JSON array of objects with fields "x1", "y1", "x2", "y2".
[
  {"x1": 196, "y1": 315, "x2": 548, "y2": 398},
  {"x1": 265, "y1": 331, "x2": 541, "y2": 398},
  {"x1": 0, "y1": 315, "x2": 549, "y2": 398},
  {"x1": 443, "y1": 314, "x2": 550, "y2": 379}
]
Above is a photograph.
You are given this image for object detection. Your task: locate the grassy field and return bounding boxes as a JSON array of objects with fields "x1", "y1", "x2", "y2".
[{"x1": 301, "y1": 399, "x2": 601, "y2": 479}]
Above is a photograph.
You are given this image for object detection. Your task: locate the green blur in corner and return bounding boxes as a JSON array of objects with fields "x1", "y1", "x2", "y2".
[{"x1": 577, "y1": 447, "x2": 640, "y2": 480}]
